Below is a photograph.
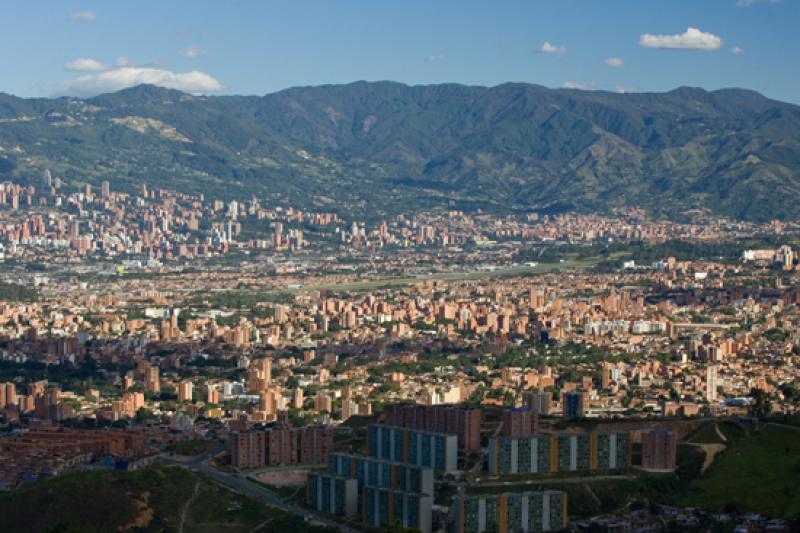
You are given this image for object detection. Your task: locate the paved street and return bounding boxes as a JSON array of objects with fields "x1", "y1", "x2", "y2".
[{"x1": 162, "y1": 448, "x2": 360, "y2": 533}]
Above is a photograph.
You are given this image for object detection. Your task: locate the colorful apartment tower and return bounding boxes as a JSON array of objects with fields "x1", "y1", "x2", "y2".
[
  {"x1": 453, "y1": 490, "x2": 567, "y2": 533},
  {"x1": 306, "y1": 472, "x2": 359, "y2": 517},
  {"x1": 367, "y1": 424, "x2": 458, "y2": 472},
  {"x1": 329, "y1": 452, "x2": 435, "y2": 495},
  {"x1": 362, "y1": 486, "x2": 433, "y2": 533},
  {"x1": 487, "y1": 431, "x2": 631, "y2": 476}
]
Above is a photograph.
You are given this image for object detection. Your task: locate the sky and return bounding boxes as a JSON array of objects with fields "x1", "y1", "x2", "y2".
[{"x1": 1, "y1": 0, "x2": 798, "y2": 103}]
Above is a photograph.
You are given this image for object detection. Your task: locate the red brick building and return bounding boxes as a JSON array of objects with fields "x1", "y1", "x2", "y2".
[
  {"x1": 501, "y1": 408, "x2": 539, "y2": 438},
  {"x1": 383, "y1": 403, "x2": 482, "y2": 452},
  {"x1": 231, "y1": 426, "x2": 334, "y2": 469}
]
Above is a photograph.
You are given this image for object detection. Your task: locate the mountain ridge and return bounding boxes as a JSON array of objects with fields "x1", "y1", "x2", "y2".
[{"x1": 0, "y1": 81, "x2": 798, "y2": 221}]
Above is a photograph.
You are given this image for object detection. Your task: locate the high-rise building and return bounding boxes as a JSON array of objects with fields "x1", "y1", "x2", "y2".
[
  {"x1": 178, "y1": 380, "x2": 193, "y2": 402},
  {"x1": 207, "y1": 385, "x2": 219, "y2": 405},
  {"x1": 382, "y1": 403, "x2": 482, "y2": 452},
  {"x1": 232, "y1": 426, "x2": 334, "y2": 468},
  {"x1": 362, "y1": 486, "x2": 432, "y2": 533},
  {"x1": 292, "y1": 387, "x2": 304, "y2": 409},
  {"x1": 487, "y1": 431, "x2": 631, "y2": 476},
  {"x1": 523, "y1": 391, "x2": 552, "y2": 416},
  {"x1": 101, "y1": 180, "x2": 110, "y2": 198},
  {"x1": 706, "y1": 365, "x2": 718, "y2": 402},
  {"x1": 561, "y1": 391, "x2": 584, "y2": 418},
  {"x1": 145, "y1": 366, "x2": 160, "y2": 393},
  {"x1": 329, "y1": 453, "x2": 435, "y2": 495},
  {"x1": 641, "y1": 429, "x2": 677, "y2": 471},
  {"x1": 367, "y1": 424, "x2": 458, "y2": 472},
  {"x1": 306, "y1": 473, "x2": 359, "y2": 517},
  {"x1": 453, "y1": 490, "x2": 567, "y2": 533},
  {"x1": 258, "y1": 358, "x2": 272, "y2": 384},
  {"x1": 231, "y1": 430, "x2": 266, "y2": 469},
  {"x1": 69, "y1": 220, "x2": 80, "y2": 240},
  {"x1": 501, "y1": 408, "x2": 538, "y2": 438}
]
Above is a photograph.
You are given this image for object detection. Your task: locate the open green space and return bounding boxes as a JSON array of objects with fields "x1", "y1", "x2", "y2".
[
  {"x1": 302, "y1": 258, "x2": 601, "y2": 293},
  {"x1": 165, "y1": 439, "x2": 218, "y2": 456},
  {"x1": 0, "y1": 464, "x2": 334, "y2": 533},
  {"x1": 676, "y1": 424, "x2": 800, "y2": 518},
  {"x1": 186, "y1": 260, "x2": 606, "y2": 309}
]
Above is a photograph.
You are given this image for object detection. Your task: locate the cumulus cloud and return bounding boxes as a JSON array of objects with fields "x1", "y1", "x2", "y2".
[
  {"x1": 539, "y1": 42, "x2": 567, "y2": 55},
  {"x1": 737, "y1": 0, "x2": 781, "y2": 6},
  {"x1": 70, "y1": 11, "x2": 96, "y2": 22},
  {"x1": 731, "y1": 46, "x2": 745, "y2": 54},
  {"x1": 180, "y1": 46, "x2": 207, "y2": 59},
  {"x1": 562, "y1": 81, "x2": 592, "y2": 90},
  {"x1": 65, "y1": 58, "x2": 107, "y2": 72},
  {"x1": 56, "y1": 67, "x2": 223, "y2": 97},
  {"x1": 425, "y1": 53, "x2": 445, "y2": 62},
  {"x1": 604, "y1": 57, "x2": 624, "y2": 67},
  {"x1": 639, "y1": 27, "x2": 723, "y2": 50},
  {"x1": 615, "y1": 85, "x2": 637, "y2": 94}
]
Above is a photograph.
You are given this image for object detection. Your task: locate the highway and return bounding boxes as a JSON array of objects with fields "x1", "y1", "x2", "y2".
[{"x1": 161, "y1": 447, "x2": 360, "y2": 533}]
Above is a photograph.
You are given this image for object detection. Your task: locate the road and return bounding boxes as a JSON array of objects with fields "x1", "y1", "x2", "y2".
[
  {"x1": 161, "y1": 447, "x2": 360, "y2": 533},
  {"x1": 461, "y1": 473, "x2": 637, "y2": 488}
]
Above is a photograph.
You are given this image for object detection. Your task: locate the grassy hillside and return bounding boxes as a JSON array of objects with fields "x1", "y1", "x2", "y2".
[
  {"x1": 676, "y1": 424, "x2": 800, "y2": 518},
  {"x1": 1, "y1": 82, "x2": 799, "y2": 221},
  {"x1": 455, "y1": 422, "x2": 800, "y2": 520},
  {"x1": 0, "y1": 464, "x2": 333, "y2": 533}
]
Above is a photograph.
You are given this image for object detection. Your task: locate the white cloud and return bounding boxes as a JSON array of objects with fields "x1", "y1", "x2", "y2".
[
  {"x1": 737, "y1": 0, "x2": 781, "y2": 6},
  {"x1": 65, "y1": 58, "x2": 107, "y2": 72},
  {"x1": 425, "y1": 53, "x2": 445, "y2": 62},
  {"x1": 639, "y1": 27, "x2": 723, "y2": 50},
  {"x1": 562, "y1": 81, "x2": 589, "y2": 90},
  {"x1": 56, "y1": 67, "x2": 223, "y2": 97},
  {"x1": 180, "y1": 46, "x2": 207, "y2": 59},
  {"x1": 539, "y1": 42, "x2": 567, "y2": 55},
  {"x1": 604, "y1": 57, "x2": 624, "y2": 67},
  {"x1": 615, "y1": 85, "x2": 637, "y2": 94},
  {"x1": 731, "y1": 46, "x2": 745, "y2": 54},
  {"x1": 70, "y1": 11, "x2": 96, "y2": 22}
]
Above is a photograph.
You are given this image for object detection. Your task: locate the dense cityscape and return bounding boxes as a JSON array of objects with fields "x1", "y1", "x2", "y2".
[
  {"x1": 0, "y1": 175, "x2": 799, "y2": 531},
  {"x1": 2, "y1": 1, "x2": 800, "y2": 532}
]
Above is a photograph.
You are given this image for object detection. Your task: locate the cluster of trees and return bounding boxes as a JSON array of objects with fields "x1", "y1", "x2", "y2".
[{"x1": 0, "y1": 281, "x2": 38, "y2": 302}]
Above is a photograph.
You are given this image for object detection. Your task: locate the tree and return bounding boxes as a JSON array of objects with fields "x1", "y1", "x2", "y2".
[{"x1": 749, "y1": 388, "x2": 772, "y2": 420}]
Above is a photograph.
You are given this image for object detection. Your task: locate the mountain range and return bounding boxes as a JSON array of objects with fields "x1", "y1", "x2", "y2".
[{"x1": 0, "y1": 81, "x2": 798, "y2": 221}]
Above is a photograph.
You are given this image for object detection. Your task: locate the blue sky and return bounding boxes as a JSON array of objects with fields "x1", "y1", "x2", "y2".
[{"x1": 1, "y1": 0, "x2": 798, "y2": 103}]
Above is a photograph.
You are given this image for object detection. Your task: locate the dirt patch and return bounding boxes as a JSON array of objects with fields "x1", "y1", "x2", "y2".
[
  {"x1": 120, "y1": 491, "x2": 153, "y2": 531},
  {"x1": 251, "y1": 469, "x2": 310, "y2": 487},
  {"x1": 693, "y1": 443, "x2": 727, "y2": 473}
]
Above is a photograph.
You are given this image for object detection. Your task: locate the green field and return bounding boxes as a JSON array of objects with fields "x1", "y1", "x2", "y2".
[
  {"x1": 165, "y1": 439, "x2": 218, "y2": 456},
  {"x1": 676, "y1": 424, "x2": 800, "y2": 517},
  {"x1": 0, "y1": 465, "x2": 333, "y2": 533},
  {"x1": 279, "y1": 257, "x2": 603, "y2": 294}
]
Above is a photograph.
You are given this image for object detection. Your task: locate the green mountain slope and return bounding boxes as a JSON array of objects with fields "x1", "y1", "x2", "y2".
[{"x1": 0, "y1": 82, "x2": 798, "y2": 221}]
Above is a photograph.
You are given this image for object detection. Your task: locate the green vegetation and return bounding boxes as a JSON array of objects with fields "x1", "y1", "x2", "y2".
[
  {"x1": 0, "y1": 464, "x2": 334, "y2": 532},
  {"x1": 685, "y1": 421, "x2": 728, "y2": 445},
  {"x1": 0, "y1": 281, "x2": 38, "y2": 302},
  {"x1": 247, "y1": 478, "x2": 306, "y2": 504},
  {"x1": 165, "y1": 439, "x2": 218, "y2": 456},
  {"x1": 676, "y1": 424, "x2": 800, "y2": 518},
  {"x1": 0, "y1": 358, "x2": 133, "y2": 394}
]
